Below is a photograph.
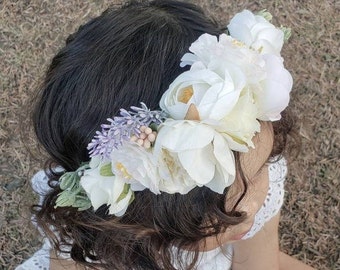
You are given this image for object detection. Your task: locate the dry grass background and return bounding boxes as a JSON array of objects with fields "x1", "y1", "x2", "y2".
[{"x1": 0, "y1": 0, "x2": 339, "y2": 269}]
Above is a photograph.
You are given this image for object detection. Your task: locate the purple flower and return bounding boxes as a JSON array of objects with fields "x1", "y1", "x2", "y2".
[{"x1": 87, "y1": 103, "x2": 166, "y2": 159}]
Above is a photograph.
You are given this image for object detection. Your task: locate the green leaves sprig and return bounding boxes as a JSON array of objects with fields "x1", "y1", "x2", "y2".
[{"x1": 55, "y1": 163, "x2": 92, "y2": 211}]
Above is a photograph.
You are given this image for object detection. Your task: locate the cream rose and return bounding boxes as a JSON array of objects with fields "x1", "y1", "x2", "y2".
[
  {"x1": 160, "y1": 33, "x2": 268, "y2": 149},
  {"x1": 160, "y1": 61, "x2": 246, "y2": 121},
  {"x1": 228, "y1": 10, "x2": 284, "y2": 56},
  {"x1": 154, "y1": 119, "x2": 236, "y2": 194},
  {"x1": 255, "y1": 54, "x2": 293, "y2": 121},
  {"x1": 180, "y1": 33, "x2": 266, "y2": 84},
  {"x1": 80, "y1": 161, "x2": 134, "y2": 216},
  {"x1": 110, "y1": 142, "x2": 160, "y2": 194},
  {"x1": 215, "y1": 88, "x2": 261, "y2": 151}
]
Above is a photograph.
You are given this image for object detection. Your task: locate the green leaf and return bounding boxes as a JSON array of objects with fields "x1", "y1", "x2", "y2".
[
  {"x1": 59, "y1": 172, "x2": 78, "y2": 190},
  {"x1": 100, "y1": 163, "x2": 114, "y2": 177},
  {"x1": 257, "y1": 9, "x2": 273, "y2": 21},
  {"x1": 116, "y1": 184, "x2": 131, "y2": 202},
  {"x1": 73, "y1": 196, "x2": 92, "y2": 211},
  {"x1": 77, "y1": 202, "x2": 92, "y2": 211},
  {"x1": 129, "y1": 191, "x2": 135, "y2": 204},
  {"x1": 281, "y1": 26, "x2": 292, "y2": 42},
  {"x1": 55, "y1": 162, "x2": 94, "y2": 211},
  {"x1": 55, "y1": 190, "x2": 76, "y2": 208},
  {"x1": 149, "y1": 123, "x2": 159, "y2": 132}
]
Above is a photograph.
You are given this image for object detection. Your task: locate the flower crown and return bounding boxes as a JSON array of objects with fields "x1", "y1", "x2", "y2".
[{"x1": 55, "y1": 10, "x2": 292, "y2": 216}]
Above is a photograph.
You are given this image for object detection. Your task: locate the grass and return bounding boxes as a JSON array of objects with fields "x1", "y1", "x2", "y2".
[{"x1": 0, "y1": 0, "x2": 339, "y2": 269}]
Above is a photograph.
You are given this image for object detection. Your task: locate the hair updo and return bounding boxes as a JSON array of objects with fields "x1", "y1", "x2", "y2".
[{"x1": 31, "y1": 1, "x2": 295, "y2": 269}]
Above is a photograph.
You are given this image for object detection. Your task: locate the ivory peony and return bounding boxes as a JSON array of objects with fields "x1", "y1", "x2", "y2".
[
  {"x1": 110, "y1": 142, "x2": 160, "y2": 194},
  {"x1": 80, "y1": 161, "x2": 134, "y2": 216},
  {"x1": 160, "y1": 33, "x2": 269, "y2": 149},
  {"x1": 255, "y1": 54, "x2": 293, "y2": 121},
  {"x1": 154, "y1": 119, "x2": 236, "y2": 194},
  {"x1": 227, "y1": 10, "x2": 284, "y2": 56}
]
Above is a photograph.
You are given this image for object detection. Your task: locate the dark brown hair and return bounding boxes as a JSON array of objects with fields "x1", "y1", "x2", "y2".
[{"x1": 31, "y1": 1, "x2": 297, "y2": 269}]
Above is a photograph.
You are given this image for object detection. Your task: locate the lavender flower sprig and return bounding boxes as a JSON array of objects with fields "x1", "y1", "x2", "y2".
[{"x1": 87, "y1": 103, "x2": 167, "y2": 159}]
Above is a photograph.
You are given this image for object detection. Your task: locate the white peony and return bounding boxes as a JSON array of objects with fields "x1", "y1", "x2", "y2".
[
  {"x1": 80, "y1": 161, "x2": 134, "y2": 216},
  {"x1": 228, "y1": 10, "x2": 284, "y2": 56},
  {"x1": 255, "y1": 54, "x2": 293, "y2": 121},
  {"x1": 154, "y1": 119, "x2": 236, "y2": 194},
  {"x1": 215, "y1": 88, "x2": 261, "y2": 151},
  {"x1": 160, "y1": 33, "x2": 268, "y2": 149},
  {"x1": 160, "y1": 61, "x2": 247, "y2": 121},
  {"x1": 180, "y1": 33, "x2": 266, "y2": 84},
  {"x1": 161, "y1": 31, "x2": 292, "y2": 128},
  {"x1": 110, "y1": 142, "x2": 160, "y2": 194}
]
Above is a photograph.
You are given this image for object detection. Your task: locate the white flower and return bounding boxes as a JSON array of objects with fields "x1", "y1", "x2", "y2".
[
  {"x1": 80, "y1": 161, "x2": 133, "y2": 216},
  {"x1": 160, "y1": 61, "x2": 246, "y2": 121},
  {"x1": 180, "y1": 33, "x2": 266, "y2": 83},
  {"x1": 215, "y1": 88, "x2": 261, "y2": 151},
  {"x1": 228, "y1": 10, "x2": 284, "y2": 56},
  {"x1": 110, "y1": 142, "x2": 160, "y2": 194},
  {"x1": 154, "y1": 119, "x2": 236, "y2": 194},
  {"x1": 160, "y1": 33, "x2": 267, "y2": 149},
  {"x1": 255, "y1": 54, "x2": 293, "y2": 121}
]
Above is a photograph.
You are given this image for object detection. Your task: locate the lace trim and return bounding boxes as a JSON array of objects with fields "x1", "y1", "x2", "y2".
[{"x1": 243, "y1": 158, "x2": 287, "y2": 239}]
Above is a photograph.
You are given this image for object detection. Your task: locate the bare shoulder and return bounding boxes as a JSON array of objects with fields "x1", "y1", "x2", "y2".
[
  {"x1": 279, "y1": 252, "x2": 316, "y2": 270},
  {"x1": 232, "y1": 212, "x2": 280, "y2": 270}
]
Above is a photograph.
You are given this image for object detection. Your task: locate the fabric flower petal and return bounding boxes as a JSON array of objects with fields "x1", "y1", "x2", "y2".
[
  {"x1": 156, "y1": 119, "x2": 215, "y2": 151},
  {"x1": 228, "y1": 9, "x2": 285, "y2": 56},
  {"x1": 204, "y1": 133, "x2": 236, "y2": 193},
  {"x1": 110, "y1": 142, "x2": 160, "y2": 194},
  {"x1": 80, "y1": 163, "x2": 134, "y2": 216},
  {"x1": 154, "y1": 120, "x2": 237, "y2": 194},
  {"x1": 256, "y1": 54, "x2": 293, "y2": 121},
  {"x1": 177, "y1": 145, "x2": 215, "y2": 185}
]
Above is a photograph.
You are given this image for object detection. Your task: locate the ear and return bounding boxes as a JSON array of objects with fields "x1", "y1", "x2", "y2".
[{"x1": 240, "y1": 121, "x2": 274, "y2": 179}]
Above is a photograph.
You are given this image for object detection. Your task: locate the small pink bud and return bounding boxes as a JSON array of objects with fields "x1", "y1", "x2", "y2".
[
  {"x1": 145, "y1": 127, "x2": 152, "y2": 135},
  {"x1": 147, "y1": 133, "x2": 156, "y2": 142},
  {"x1": 143, "y1": 140, "x2": 151, "y2": 149}
]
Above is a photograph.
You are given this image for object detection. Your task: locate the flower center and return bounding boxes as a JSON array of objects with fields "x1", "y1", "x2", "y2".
[
  {"x1": 116, "y1": 163, "x2": 132, "y2": 179},
  {"x1": 232, "y1": 39, "x2": 245, "y2": 47},
  {"x1": 178, "y1": 86, "x2": 194, "y2": 104},
  {"x1": 162, "y1": 149, "x2": 181, "y2": 178}
]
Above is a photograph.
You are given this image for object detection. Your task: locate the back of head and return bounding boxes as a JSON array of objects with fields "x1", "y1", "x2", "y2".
[
  {"x1": 33, "y1": 0, "x2": 223, "y2": 171},
  {"x1": 32, "y1": 1, "x2": 243, "y2": 269}
]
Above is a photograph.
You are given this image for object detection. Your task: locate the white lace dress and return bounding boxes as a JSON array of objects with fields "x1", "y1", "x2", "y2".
[{"x1": 16, "y1": 158, "x2": 287, "y2": 270}]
